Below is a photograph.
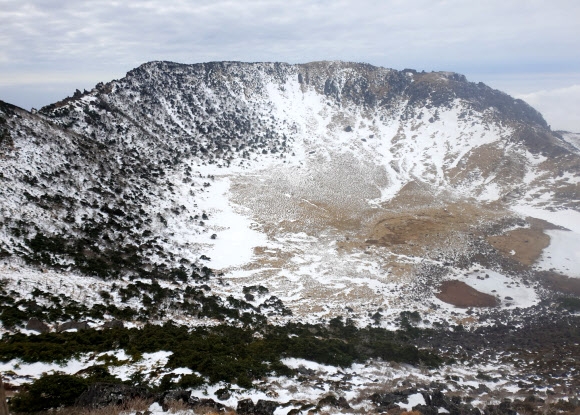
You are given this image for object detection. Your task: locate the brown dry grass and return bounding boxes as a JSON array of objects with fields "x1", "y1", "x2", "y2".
[
  {"x1": 166, "y1": 398, "x2": 191, "y2": 413},
  {"x1": 27, "y1": 398, "x2": 153, "y2": 415},
  {"x1": 365, "y1": 197, "x2": 507, "y2": 258},
  {"x1": 29, "y1": 397, "x2": 238, "y2": 415},
  {"x1": 447, "y1": 142, "x2": 526, "y2": 193},
  {"x1": 487, "y1": 217, "x2": 556, "y2": 266}
]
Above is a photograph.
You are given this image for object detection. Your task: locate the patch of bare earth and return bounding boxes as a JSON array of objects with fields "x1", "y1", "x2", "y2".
[
  {"x1": 488, "y1": 228, "x2": 549, "y2": 266},
  {"x1": 436, "y1": 280, "x2": 499, "y2": 308},
  {"x1": 487, "y1": 217, "x2": 560, "y2": 266},
  {"x1": 365, "y1": 188, "x2": 509, "y2": 258}
]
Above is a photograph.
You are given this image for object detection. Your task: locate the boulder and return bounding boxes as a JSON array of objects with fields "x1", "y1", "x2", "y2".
[
  {"x1": 236, "y1": 398, "x2": 278, "y2": 414},
  {"x1": 57, "y1": 320, "x2": 89, "y2": 332},
  {"x1": 430, "y1": 390, "x2": 447, "y2": 408},
  {"x1": 189, "y1": 397, "x2": 225, "y2": 412},
  {"x1": 370, "y1": 391, "x2": 408, "y2": 408},
  {"x1": 296, "y1": 365, "x2": 315, "y2": 376},
  {"x1": 255, "y1": 399, "x2": 279, "y2": 415},
  {"x1": 237, "y1": 398, "x2": 255, "y2": 414},
  {"x1": 159, "y1": 389, "x2": 191, "y2": 411},
  {"x1": 102, "y1": 319, "x2": 124, "y2": 329},
  {"x1": 484, "y1": 399, "x2": 517, "y2": 415},
  {"x1": 76, "y1": 383, "x2": 151, "y2": 408},
  {"x1": 216, "y1": 387, "x2": 231, "y2": 400},
  {"x1": 26, "y1": 317, "x2": 49, "y2": 333},
  {"x1": 0, "y1": 377, "x2": 9, "y2": 415},
  {"x1": 317, "y1": 394, "x2": 350, "y2": 409},
  {"x1": 413, "y1": 404, "x2": 439, "y2": 415}
]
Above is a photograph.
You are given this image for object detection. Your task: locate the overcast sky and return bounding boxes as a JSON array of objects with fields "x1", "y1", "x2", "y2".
[{"x1": 1, "y1": 0, "x2": 578, "y2": 131}]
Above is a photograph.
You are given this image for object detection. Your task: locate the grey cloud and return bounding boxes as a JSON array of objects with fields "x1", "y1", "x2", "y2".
[{"x1": 1, "y1": 0, "x2": 579, "y2": 111}]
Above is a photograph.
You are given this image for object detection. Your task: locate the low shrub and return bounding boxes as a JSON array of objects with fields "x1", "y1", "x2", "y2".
[{"x1": 10, "y1": 373, "x2": 88, "y2": 412}]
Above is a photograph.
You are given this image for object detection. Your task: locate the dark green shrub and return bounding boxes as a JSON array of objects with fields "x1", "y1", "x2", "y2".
[
  {"x1": 10, "y1": 374, "x2": 88, "y2": 412},
  {"x1": 178, "y1": 373, "x2": 205, "y2": 388},
  {"x1": 559, "y1": 297, "x2": 580, "y2": 312},
  {"x1": 81, "y1": 365, "x2": 123, "y2": 384},
  {"x1": 0, "y1": 305, "x2": 28, "y2": 328}
]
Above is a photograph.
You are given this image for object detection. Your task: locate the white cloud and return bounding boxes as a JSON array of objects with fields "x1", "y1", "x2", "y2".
[{"x1": 516, "y1": 85, "x2": 580, "y2": 133}]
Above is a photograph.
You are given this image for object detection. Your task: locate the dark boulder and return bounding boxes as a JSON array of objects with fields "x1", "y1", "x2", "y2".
[
  {"x1": 0, "y1": 376, "x2": 9, "y2": 415},
  {"x1": 102, "y1": 319, "x2": 124, "y2": 329},
  {"x1": 484, "y1": 399, "x2": 516, "y2": 415},
  {"x1": 413, "y1": 404, "x2": 439, "y2": 415},
  {"x1": 216, "y1": 387, "x2": 231, "y2": 400},
  {"x1": 255, "y1": 399, "x2": 278, "y2": 415},
  {"x1": 76, "y1": 383, "x2": 151, "y2": 408},
  {"x1": 159, "y1": 389, "x2": 191, "y2": 411},
  {"x1": 26, "y1": 317, "x2": 49, "y2": 333},
  {"x1": 317, "y1": 394, "x2": 350, "y2": 409},
  {"x1": 190, "y1": 397, "x2": 225, "y2": 412},
  {"x1": 430, "y1": 390, "x2": 447, "y2": 408},
  {"x1": 237, "y1": 398, "x2": 255, "y2": 414},
  {"x1": 296, "y1": 365, "x2": 315, "y2": 376},
  {"x1": 370, "y1": 391, "x2": 408, "y2": 407}
]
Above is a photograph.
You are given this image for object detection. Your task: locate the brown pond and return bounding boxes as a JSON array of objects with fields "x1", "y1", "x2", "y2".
[{"x1": 436, "y1": 280, "x2": 499, "y2": 308}]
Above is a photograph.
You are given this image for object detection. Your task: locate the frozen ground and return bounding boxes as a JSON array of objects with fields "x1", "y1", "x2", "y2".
[
  {"x1": 2, "y1": 351, "x2": 554, "y2": 414},
  {"x1": 143, "y1": 354, "x2": 569, "y2": 413}
]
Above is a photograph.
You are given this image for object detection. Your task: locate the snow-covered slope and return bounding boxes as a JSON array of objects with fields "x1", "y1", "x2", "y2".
[
  {"x1": 1, "y1": 61, "x2": 579, "y2": 330},
  {"x1": 2, "y1": 61, "x2": 580, "y2": 412}
]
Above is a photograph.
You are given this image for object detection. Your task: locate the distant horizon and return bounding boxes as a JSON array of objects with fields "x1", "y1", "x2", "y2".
[{"x1": 2, "y1": 1, "x2": 578, "y2": 131}]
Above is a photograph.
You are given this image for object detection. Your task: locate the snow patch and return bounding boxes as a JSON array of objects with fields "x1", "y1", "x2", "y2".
[{"x1": 536, "y1": 230, "x2": 580, "y2": 278}]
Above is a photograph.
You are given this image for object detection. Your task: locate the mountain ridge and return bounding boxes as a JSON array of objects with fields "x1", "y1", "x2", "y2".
[
  {"x1": 1, "y1": 60, "x2": 580, "y2": 411},
  {"x1": 2, "y1": 60, "x2": 579, "y2": 284}
]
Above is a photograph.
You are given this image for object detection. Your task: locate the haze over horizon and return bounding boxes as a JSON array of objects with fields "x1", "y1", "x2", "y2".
[{"x1": 1, "y1": 0, "x2": 579, "y2": 131}]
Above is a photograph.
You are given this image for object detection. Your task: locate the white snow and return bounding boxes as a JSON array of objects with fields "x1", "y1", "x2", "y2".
[
  {"x1": 511, "y1": 204, "x2": 580, "y2": 233},
  {"x1": 196, "y1": 178, "x2": 268, "y2": 269},
  {"x1": 0, "y1": 358, "x2": 89, "y2": 385},
  {"x1": 509, "y1": 205, "x2": 580, "y2": 278},
  {"x1": 536, "y1": 230, "x2": 580, "y2": 278},
  {"x1": 399, "y1": 392, "x2": 427, "y2": 411}
]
